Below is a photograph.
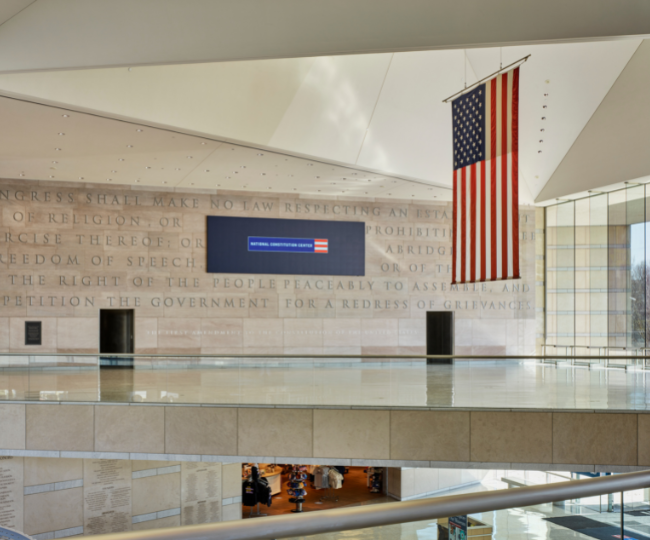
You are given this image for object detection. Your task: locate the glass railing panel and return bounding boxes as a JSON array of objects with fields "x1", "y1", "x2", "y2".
[{"x1": 1, "y1": 354, "x2": 650, "y2": 409}]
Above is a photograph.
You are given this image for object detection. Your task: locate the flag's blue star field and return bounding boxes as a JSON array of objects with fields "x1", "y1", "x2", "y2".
[{"x1": 452, "y1": 85, "x2": 486, "y2": 171}]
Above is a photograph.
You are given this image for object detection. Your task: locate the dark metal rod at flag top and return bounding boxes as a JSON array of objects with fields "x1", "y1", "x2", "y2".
[{"x1": 442, "y1": 54, "x2": 531, "y2": 103}]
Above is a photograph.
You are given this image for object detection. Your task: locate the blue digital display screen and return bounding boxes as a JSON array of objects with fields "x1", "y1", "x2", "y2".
[
  {"x1": 247, "y1": 237, "x2": 329, "y2": 253},
  {"x1": 207, "y1": 216, "x2": 365, "y2": 276}
]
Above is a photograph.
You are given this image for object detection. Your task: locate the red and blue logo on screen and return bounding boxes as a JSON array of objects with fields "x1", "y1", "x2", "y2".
[{"x1": 248, "y1": 237, "x2": 328, "y2": 254}]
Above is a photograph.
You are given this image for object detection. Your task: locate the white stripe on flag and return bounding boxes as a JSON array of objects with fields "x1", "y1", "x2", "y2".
[
  {"x1": 455, "y1": 171, "x2": 461, "y2": 283},
  {"x1": 465, "y1": 168, "x2": 471, "y2": 280},
  {"x1": 474, "y1": 162, "x2": 483, "y2": 281},
  {"x1": 495, "y1": 74, "x2": 503, "y2": 279},
  {"x1": 506, "y1": 72, "x2": 514, "y2": 278},
  {"x1": 484, "y1": 82, "x2": 492, "y2": 282}
]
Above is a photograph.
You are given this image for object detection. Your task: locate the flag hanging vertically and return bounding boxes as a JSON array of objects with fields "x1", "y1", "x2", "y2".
[{"x1": 451, "y1": 66, "x2": 520, "y2": 285}]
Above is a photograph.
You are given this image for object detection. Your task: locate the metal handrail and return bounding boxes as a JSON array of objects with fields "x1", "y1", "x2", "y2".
[{"x1": 89, "y1": 470, "x2": 650, "y2": 540}]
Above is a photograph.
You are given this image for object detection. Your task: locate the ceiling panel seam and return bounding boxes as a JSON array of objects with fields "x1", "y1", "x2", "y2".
[
  {"x1": 174, "y1": 142, "x2": 222, "y2": 188},
  {"x1": 535, "y1": 39, "x2": 644, "y2": 203},
  {"x1": 355, "y1": 53, "x2": 394, "y2": 165},
  {"x1": 0, "y1": 0, "x2": 38, "y2": 32}
]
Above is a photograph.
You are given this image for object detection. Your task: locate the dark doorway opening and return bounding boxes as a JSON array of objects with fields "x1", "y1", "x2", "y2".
[
  {"x1": 426, "y1": 311, "x2": 454, "y2": 364},
  {"x1": 99, "y1": 309, "x2": 134, "y2": 368}
]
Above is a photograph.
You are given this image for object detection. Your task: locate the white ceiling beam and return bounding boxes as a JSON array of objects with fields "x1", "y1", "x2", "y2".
[{"x1": 0, "y1": 0, "x2": 649, "y2": 73}]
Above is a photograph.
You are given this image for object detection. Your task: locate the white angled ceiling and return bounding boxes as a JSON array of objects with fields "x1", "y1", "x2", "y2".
[
  {"x1": 0, "y1": 0, "x2": 647, "y2": 73},
  {"x1": 0, "y1": 95, "x2": 449, "y2": 201},
  {"x1": 0, "y1": 39, "x2": 640, "y2": 203},
  {"x1": 537, "y1": 39, "x2": 650, "y2": 202}
]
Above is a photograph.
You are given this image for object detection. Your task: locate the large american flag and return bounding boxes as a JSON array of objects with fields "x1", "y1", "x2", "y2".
[{"x1": 451, "y1": 66, "x2": 520, "y2": 285}]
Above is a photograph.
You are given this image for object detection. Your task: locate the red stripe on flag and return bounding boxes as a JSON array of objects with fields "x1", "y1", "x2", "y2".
[
  {"x1": 460, "y1": 167, "x2": 467, "y2": 284},
  {"x1": 490, "y1": 77, "x2": 497, "y2": 280},
  {"x1": 480, "y1": 159, "x2": 486, "y2": 282},
  {"x1": 470, "y1": 163, "x2": 476, "y2": 283},
  {"x1": 501, "y1": 71, "x2": 508, "y2": 277},
  {"x1": 512, "y1": 67, "x2": 520, "y2": 279},
  {"x1": 452, "y1": 169, "x2": 457, "y2": 284}
]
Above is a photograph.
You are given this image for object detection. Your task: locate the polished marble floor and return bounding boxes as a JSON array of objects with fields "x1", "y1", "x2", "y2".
[
  {"x1": 284, "y1": 477, "x2": 648, "y2": 540},
  {"x1": 2, "y1": 358, "x2": 650, "y2": 410}
]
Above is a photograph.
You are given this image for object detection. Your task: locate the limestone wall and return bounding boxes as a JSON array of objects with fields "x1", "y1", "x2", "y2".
[
  {"x1": 2, "y1": 403, "x2": 647, "y2": 472},
  {"x1": 0, "y1": 456, "x2": 241, "y2": 539},
  {"x1": 0, "y1": 179, "x2": 537, "y2": 355}
]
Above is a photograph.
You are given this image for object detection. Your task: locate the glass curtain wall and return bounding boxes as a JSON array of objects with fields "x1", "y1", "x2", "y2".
[{"x1": 545, "y1": 185, "x2": 650, "y2": 350}]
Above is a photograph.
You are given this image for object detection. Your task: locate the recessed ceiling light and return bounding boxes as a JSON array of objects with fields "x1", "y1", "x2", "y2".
[
  {"x1": 111, "y1": 170, "x2": 117, "y2": 173},
  {"x1": 135, "y1": 179, "x2": 140, "y2": 182},
  {"x1": 58, "y1": 133, "x2": 65, "y2": 136},
  {"x1": 79, "y1": 177, "x2": 84, "y2": 180},
  {"x1": 162, "y1": 181, "x2": 167, "y2": 184},
  {"x1": 200, "y1": 142, "x2": 206, "y2": 145},
  {"x1": 226, "y1": 176, "x2": 231, "y2": 179},
  {"x1": 127, "y1": 145, "x2": 133, "y2": 148},
  {"x1": 52, "y1": 161, "x2": 58, "y2": 164},
  {"x1": 118, "y1": 158, "x2": 125, "y2": 161},
  {"x1": 136, "y1": 129, "x2": 143, "y2": 132},
  {"x1": 187, "y1": 156, "x2": 193, "y2": 159},
  {"x1": 54, "y1": 148, "x2": 61, "y2": 151},
  {"x1": 257, "y1": 153, "x2": 264, "y2": 156},
  {"x1": 145, "y1": 166, "x2": 151, "y2": 169},
  {"x1": 240, "y1": 165, "x2": 246, "y2": 168},
  {"x1": 107, "y1": 178, "x2": 112, "y2": 181},
  {"x1": 20, "y1": 173, "x2": 25, "y2": 177},
  {"x1": 49, "y1": 175, "x2": 54, "y2": 178},
  {"x1": 62, "y1": 114, "x2": 69, "y2": 118},
  {"x1": 174, "y1": 168, "x2": 181, "y2": 171}
]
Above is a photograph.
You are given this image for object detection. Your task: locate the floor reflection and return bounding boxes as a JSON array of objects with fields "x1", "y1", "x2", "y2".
[{"x1": 1, "y1": 360, "x2": 650, "y2": 409}]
